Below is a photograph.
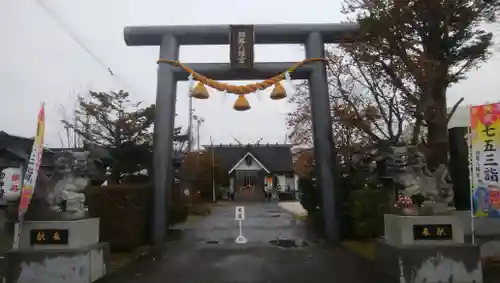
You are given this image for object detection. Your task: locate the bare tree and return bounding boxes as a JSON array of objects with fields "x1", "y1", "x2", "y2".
[
  {"x1": 57, "y1": 90, "x2": 87, "y2": 148},
  {"x1": 287, "y1": 79, "x2": 369, "y2": 163},
  {"x1": 287, "y1": 81, "x2": 315, "y2": 147},
  {"x1": 326, "y1": 48, "x2": 410, "y2": 144},
  {"x1": 287, "y1": 47, "x2": 410, "y2": 163}
]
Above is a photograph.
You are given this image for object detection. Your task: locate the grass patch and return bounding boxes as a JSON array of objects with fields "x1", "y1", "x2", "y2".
[
  {"x1": 483, "y1": 257, "x2": 500, "y2": 282},
  {"x1": 189, "y1": 202, "x2": 213, "y2": 216},
  {"x1": 484, "y1": 256, "x2": 500, "y2": 267},
  {"x1": 166, "y1": 229, "x2": 184, "y2": 242},
  {"x1": 342, "y1": 240, "x2": 376, "y2": 261},
  {"x1": 108, "y1": 252, "x2": 137, "y2": 273},
  {"x1": 107, "y1": 245, "x2": 150, "y2": 274}
]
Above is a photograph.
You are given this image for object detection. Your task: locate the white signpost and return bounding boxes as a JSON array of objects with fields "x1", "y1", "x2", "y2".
[{"x1": 235, "y1": 206, "x2": 247, "y2": 244}]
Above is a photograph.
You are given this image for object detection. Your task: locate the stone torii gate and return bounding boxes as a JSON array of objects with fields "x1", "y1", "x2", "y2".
[{"x1": 123, "y1": 23, "x2": 358, "y2": 244}]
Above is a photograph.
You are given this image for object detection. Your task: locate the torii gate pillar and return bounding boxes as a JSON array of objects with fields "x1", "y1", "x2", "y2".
[{"x1": 124, "y1": 23, "x2": 358, "y2": 245}]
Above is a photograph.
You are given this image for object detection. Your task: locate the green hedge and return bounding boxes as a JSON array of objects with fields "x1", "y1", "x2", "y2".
[
  {"x1": 86, "y1": 185, "x2": 149, "y2": 251},
  {"x1": 86, "y1": 184, "x2": 189, "y2": 251},
  {"x1": 348, "y1": 189, "x2": 389, "y2": 239},
  {"x1": 169, "y1": 203, "x2": 189, "y2": 225},
  {"x1": 299, "y1": 173, "x2": 389, "y2": 240}
]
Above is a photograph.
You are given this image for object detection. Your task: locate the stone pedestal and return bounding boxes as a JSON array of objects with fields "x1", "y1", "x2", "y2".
[
  {"x1": 17, "y1": 218, "x2": 100, "y2": 250},
  {"x1": 377, "y1": 214, "x2": 482, "y2": 283},
  {"x1": 0, "y1": 218, "x2": 109, "y2": 283},
  {"x1": 384, "y1": 214, "x2": 464, "y2": 246}
]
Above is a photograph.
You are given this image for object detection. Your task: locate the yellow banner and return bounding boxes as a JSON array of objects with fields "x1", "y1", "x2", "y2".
[{"x1": 18, "y1": 103, "x2": 45, "y2": 216}]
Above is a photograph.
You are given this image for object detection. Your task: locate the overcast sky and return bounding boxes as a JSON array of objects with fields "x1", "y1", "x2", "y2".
[{"x1": 1, "y1": 0, "x2": 499, "y2": 148}]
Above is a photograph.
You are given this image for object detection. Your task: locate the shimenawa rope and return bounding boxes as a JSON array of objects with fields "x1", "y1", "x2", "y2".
[{"x1": 157, "y1": 58, "x2": 326, "y2": 95}]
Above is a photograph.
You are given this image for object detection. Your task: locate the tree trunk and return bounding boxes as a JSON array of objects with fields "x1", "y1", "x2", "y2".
[
  {"x1": 110, "y1": 167, "x2": 121, "y2": 185},
  {"x1": 425, "y1": 84, "x2": 449, "y2": 169}
]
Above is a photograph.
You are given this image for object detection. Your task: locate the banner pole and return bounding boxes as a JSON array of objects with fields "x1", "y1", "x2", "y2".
[
  {"x1": 467, "y1": 117, "x2": 476, "y2": 245},
  {"x1": 210, "y1": 136, "x2": 215, "y2": 203},
  {"x1": 12, "y1": 215, "x2": 23, "y2": 249},
  {"x1": 12, "y1": 162, "x2": 26, "y2": 249}
]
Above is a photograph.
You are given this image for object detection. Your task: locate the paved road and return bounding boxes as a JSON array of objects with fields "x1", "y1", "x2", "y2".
[{"x1": 101, "y1": 202, "x2": 383, "y2": 283}]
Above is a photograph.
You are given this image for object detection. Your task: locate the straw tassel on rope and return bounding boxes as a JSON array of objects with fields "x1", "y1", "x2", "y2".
[
  {"x1": 157, "y1": 57, "x2": 326, "y2": 111},
  {"x1": 270, "y1": 82, "x2": 287, "y2": 100},
  {"x1": 190, "y1": 82, "x2": 210, "y2": 99},
  {"x1": 233, "y1": 95, "x2": 251, "y2": 111}
]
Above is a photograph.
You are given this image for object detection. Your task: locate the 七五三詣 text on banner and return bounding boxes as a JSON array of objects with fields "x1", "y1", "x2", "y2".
[{"x1": 470, "y1": 102, "x2": 500, "y2": 217}]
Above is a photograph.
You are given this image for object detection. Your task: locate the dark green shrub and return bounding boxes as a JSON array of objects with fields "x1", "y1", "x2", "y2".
[
  {"x1": 299, "y1": 176, "x2": 320, "y2": 214},
  {"x1": 299, "y1": 175, "x2": 325, "y2": 234},
  {"x1": 86, "y1": 183, "x2": 191, "y2": 250},
  {"x1": 278, "y1": 192, "x2": 297, "y2": 201},
  {"x1": 306, "y1": 207, "x2": 325, "y2": 236},
  {"x1": 86, "y1": 185, "x2": 149, "y2": 251},
  {"x1": 168, "y1": 204, "x2": 189, "y2": 226},
  {"x1": 298, "y1": 163, "x2": 389, "y2": 240},
  {"x1": 348, "y1": 189, "x2": 389, "y2": 239}
]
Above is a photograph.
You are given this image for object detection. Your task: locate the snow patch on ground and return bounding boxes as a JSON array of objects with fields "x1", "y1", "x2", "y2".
[{"x1": 278, "y1": 202, "x2": 307, "y2": 217}]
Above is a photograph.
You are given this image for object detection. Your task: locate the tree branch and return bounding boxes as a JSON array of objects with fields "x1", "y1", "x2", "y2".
[{"x1": 446, "y1": 97, "x2": 465, "y2": 124}]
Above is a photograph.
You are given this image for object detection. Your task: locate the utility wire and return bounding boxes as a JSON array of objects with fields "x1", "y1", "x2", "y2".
[
  {"x1": 35, "y1": 0, "x2": 113, "y2": 76},
  {"x1": 35, "y1": 0, "x2": 139, "y2": 94}
]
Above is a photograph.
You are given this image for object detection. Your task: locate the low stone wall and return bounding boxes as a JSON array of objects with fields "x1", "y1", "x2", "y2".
[
  {"x1": 0, "y1": 242, "x2": 109, "y2": 283},
  {"x1": 453, "y1": 211, "x2": 500, "y2": 259},
  {"x1": 453, "y1": 211, "x2": 500, "y2": 236},
  {"x1": 376, "y1": 240, "x2": 482, "y2": 283}
]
